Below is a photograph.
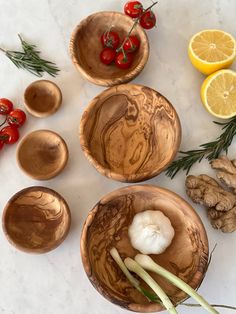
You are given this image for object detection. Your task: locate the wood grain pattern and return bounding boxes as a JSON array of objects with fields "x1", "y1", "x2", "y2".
[
  {"x1": 17, "y1": 130, "x2": 68, "y2": 180},
  {"x1": 24, "y1": 80, "x2": 62, "y2": 118},
  {"x1": 81, "y1": 185, "x2": 209, "y2": 313},
  {"x1": 80, "y1": 84, "x2": 181, "y2": 182},
  {"x1": 70, "y1": 11, "x2": 149, "y2": 86},
  {"x1": 2, "y1": 186, "x2": 71, "y2": 254}
]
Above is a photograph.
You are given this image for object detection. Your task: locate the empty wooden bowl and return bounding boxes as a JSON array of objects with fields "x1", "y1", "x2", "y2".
[
  {"x1": 81, "y1": 185, "x2": 209, "y2": 312},
  {"x1": 80, "y1": 84, "x2": 181, "y2": 182},
  {"x1": 2, "y1": 186, "x2": 71, "y2": 254},
  {"x1": 70, "y1": 12, "x2": 149, "y2": 86},
  {"x1": 24, "y1": 80, "x2": 62, "y2": 117},
  {"x1": 17, "y1": 130, "x2": 68, "y2": 180}
]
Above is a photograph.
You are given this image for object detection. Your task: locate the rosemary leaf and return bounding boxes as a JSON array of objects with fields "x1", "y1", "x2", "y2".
[
  {"x1": 166, "y1": 115, "x2": 236, "y2": 178},
  {"x1": 0, "y1": 34, "x2": 60, "y2": 77}
]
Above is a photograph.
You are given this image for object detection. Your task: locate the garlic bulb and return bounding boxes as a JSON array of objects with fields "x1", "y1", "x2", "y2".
[{"x1": 128, "y1": 210, "x2": 175, "y2": 255}]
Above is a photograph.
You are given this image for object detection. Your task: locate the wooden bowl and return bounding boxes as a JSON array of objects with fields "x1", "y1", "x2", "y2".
[
  {"x1": 24, "y1": 80, "x2": 62, "y2": 118},
  {"x1": 2, "y1": 186, "x2": 71, "y2": 254},
  {"x1": 81, "y1": 185, "x2": 209, "y2": 312},
  {"x1": 80, "y1": 84, "x2": 181, "y2": 182},
  {"x1": 17, "y1": 130, "x2": 68, "y2": 180},
  {"x1": 70, "y1": 11, "x2": 149, "y2": 86}
]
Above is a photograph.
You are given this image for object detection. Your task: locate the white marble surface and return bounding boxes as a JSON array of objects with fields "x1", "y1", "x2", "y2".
[{"x1": 0, "y1": 1, "x2": 235, "y2": 313}]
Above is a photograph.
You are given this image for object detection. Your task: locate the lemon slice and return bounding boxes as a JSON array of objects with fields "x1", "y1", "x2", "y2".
[
  {"x1": 188, "y1": 29, "x2": 236, "y2": 75},
  {"x1": 201, "y1": 69, "x2": 236, "y2": 119}
]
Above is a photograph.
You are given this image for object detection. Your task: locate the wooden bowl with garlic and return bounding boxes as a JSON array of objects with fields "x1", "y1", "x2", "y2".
[
  {"x1": 70, "y1": 11, "x2": 149, "y2": 86},
  {"x1": 81, "y1": 185, "x2": 209, "y2": 313}
]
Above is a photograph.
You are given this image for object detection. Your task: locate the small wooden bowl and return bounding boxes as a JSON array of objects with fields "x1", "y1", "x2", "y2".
[
  {"x1": 24, "y1": 80, "x2": 62, "y2": 118},
  {"x1": 2, "y1": 186, "x2": 71, "y2": 254},
  {"x1": 17, "y1": 130, "x2": 68, "y2": 180},
  {"x1": 80, "y1": 84, "x2": 181, "y2": 182},
  {"x1": 70, "y1": 12, "x2": 149, "y2": 86},
  {"x1": 81, "y1": 185, "x2": 209, "y2": 312}
]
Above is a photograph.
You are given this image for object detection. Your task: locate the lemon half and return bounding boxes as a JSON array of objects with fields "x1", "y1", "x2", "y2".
[
  {"x1": 201, "y1": 69, "x2": 236, "y2": 119},
  {"x1": 188, "y1": 29, "x2": 236, "y2": 75}
]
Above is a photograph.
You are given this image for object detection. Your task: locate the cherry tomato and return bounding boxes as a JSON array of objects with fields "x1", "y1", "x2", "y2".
[
  {"x1": 0, "y1": 98, "x2": 13, "y2": 115},
  {"x1": 101, "y1": 31, "x2": 120, "y2": 49},
  {"x1": 0, "y1": 125, "x2": 19, "y2": 144},
  {"x1": 140, "y1": 10, "x2": 156, "y2": 29},
  {"x1": 123, "y1": 35, "x2": 140, "y2": 52},
  {"x1": 115, "y1": 52, "x2": 133, "y2": 69},
  {"x1": 100, "y1": 48, "x2": 116, "y2": 65},
  {"x1": 0, "y1": 140, "x2": 4, "y2": 150},
  {"x1": 7, "y1": 109, "x2": 26, "y2": 127},
  {"x1": 124, "y1": 1, "x2": 143, "y2": 18}
]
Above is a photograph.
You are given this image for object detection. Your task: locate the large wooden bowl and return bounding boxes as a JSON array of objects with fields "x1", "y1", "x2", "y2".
[
  {"x1": 80, "y1": 84, "x2": 181, "y2": 182},
  {"x1": 2, "y1": 186, "x2": 71, "y2": 254},
  {"x1": 70, "y1": 12, "x2": 149, "y2": 86},
  {"x1": 81, "y1": 185, "x2": 209, "y2": 312},
  {"x1": 17, "y1": 130, "x2": 68, "y2": 180}
]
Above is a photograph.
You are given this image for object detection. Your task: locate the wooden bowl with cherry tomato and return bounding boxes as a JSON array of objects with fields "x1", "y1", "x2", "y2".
[{"x1": 70, "y1": 11, "x2": 149, "y2": 87}]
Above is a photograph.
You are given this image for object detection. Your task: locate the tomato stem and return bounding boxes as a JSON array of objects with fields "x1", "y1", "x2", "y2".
[
  {"x1": 117, "y1": 1, "x2": 158, "y2": 56},
  {"x1": 0, "y1": 134, "x2": 9, "y2": 141},
  {"x1": 0, "y1": 115, "x2": 7, "y2": 127}
]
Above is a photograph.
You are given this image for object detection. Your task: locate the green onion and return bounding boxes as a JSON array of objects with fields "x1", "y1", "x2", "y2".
[
  {"x1": 124, "y1": 257, "x2": 178, "y2": 314},
  {"x1": 135, "y1": 254, "x2": 219, "y2": 314},
  {"x1": 110, "y1": 248, "x2": 159, "y2": 303}
]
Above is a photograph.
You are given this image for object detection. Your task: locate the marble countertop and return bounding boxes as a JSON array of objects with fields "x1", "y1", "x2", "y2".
[{"x1": 0, "y1": 0, "x2": 235, "y2": 313}]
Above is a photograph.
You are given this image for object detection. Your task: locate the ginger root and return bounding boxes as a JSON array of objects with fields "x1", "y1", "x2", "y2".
[
  {"x1": 186, "y1": 156, "x2": 236, "y2": 233},
  {"x1": 211, "y1": 155, "x2": 236, "y2": 194}
]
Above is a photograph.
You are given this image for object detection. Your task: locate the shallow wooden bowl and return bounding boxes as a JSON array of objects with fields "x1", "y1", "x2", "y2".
[
  {"x1": 17, "y1": 130, "x2": 68, "y2": 180},
  {"x1": 2, "y1": 186, "x2": 71, "y2": 254},
  {"x1": 70, "y1": 11, "x2": 149, "y2": 86},
  {"x1": 24, "y1": 80, "x2": 62, "y2": 118},
  {"x1": 81, "y1": 185, "x2": 209, "y2": 312},
  {"x1": 80, "y1": 84, "x2": 181, "y2": 182}
]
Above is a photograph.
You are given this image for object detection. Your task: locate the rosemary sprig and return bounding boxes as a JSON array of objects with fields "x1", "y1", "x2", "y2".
[
  {"x1": 166, "y1": 116, "x2": 236, "y2": 179},
  {"x1": 0, "y1": 34, "x2": 59, "y2": 77}
]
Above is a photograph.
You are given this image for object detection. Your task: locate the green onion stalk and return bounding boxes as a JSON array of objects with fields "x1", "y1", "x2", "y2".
[
  {"x1": 124, "y1": 257, "x2": 178, "y2": 314},
  {"x1": 135, "y1": 254, "x2": 219, "y2": 314},
  {"x1": 110, "y1": 248, "x2": 159, "y2": 303}
]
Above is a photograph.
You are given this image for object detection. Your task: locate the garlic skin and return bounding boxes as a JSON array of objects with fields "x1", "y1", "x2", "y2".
[{"x1": 128, "y1": 210, "x2": 175, "y2": 255}]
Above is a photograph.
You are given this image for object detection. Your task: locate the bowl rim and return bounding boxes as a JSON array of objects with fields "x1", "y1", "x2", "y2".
[
  {"x1": 69, "y1": 11, "x2": 150, "y2": 87},
  {"x1": 80, "y1": 184, "x2": 209, "y2": 313},
  {"x1": 24, "y1": 79, "x2": 62, "y2": 118},
  {"x1": 2, "y1": 186, "x2": 71, "y2": 254},
  {"x1": 79, "y1": 84, "x2": 182, "y2": 183},
  {"x1": 17, "y1": 129, "x2": 69, "y2": 181}
]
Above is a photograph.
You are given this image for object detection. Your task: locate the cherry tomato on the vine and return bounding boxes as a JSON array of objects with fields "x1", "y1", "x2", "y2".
[
  {"x1": 100, "y1": 48, "x2": 116, "y2": 65},
  {"x1": 0, "y1": 98, "x2": 13, "y2": 115},
  {"x1": 140, "y1": 10, "x2": 156, "y2": 29},
  {"x1": 124, "y1": 1, "x2": 143, "y2": 18},
  {"x1": 0, "y1": 140, "x2": 4, "y2": 150},
  {"x1": 115, "y1": 52, "x2": 133, "y2": 69},
  {"x1": 0, "y1": 125, "x2": 19, "y2": 144},
  {"x1": 123, "y1": 35, "x2": 140, "y2": 52},
  {"x1": 7, "y1": 109, "x2": 26, "y2": 127},
  {"x1": 101, "y1": 31, "x2": 120, "y2": 50}
]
